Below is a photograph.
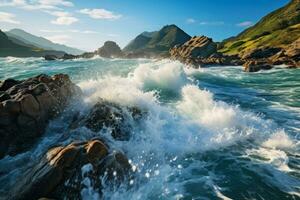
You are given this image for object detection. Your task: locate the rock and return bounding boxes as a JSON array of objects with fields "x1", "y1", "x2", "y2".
[
  {"x1": 243, "y1": 60, "x2": 273, "y2": 72},
  {"x1": 9, "y1": 140, "x2": 131, "y2": 200},
  {"x1": 97, "y1": 41, "x2": 123, "y2": 58},
  {"x1": 241, "y1": 47, "x2": 282, "y2": 60},
  {"x1": 61, "y1": 53, "x2": 79, "y2": 60},
  {"x1": 19, "y1": 94, "x2": 40, "y2": 118},
  {"x1": 0, "y1": 73, "x2": 81, "y2": 158},
  {"x1": 71, "y1": 100, "x2": 145, "y2": 140},
  {"x1": 170, "y1": 36, "x2": 217, "y2": 59},
  {"x1": 0, "y1": 79, "x2": 20, "y2": 91},
  {"x1": 44, "y1": 55, "x2": 58, "y2": 61},
  {"x1": 284, "y1": 38, "x2": 300, "y2": 61}
]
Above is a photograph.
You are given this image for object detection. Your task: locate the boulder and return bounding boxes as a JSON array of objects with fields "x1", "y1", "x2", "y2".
[
  {"x1": 0, "y1": 74, "x2": 82, "y2": 158},
  {"x1": 243, "y1": 60, "x2": 273, "y2": 72},
  {"x1": 44, "y1": 55, "x2": 58, "y2": 61},
  {"x1": 61, "y1": 53, "x2": 79, "y2": 60},
  {"x1": 9, "y1": 140, "x2": 131, "y2": 200},
  {"x1": 70, "y1": 100, "x2": 144, "y2": 140},
  {"x1": 0, "y1": 79, "x2": 20, "y2": 91}
]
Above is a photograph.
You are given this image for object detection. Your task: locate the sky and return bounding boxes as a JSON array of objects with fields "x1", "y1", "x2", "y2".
[{"x1": 0, "y1": 0, "x2": 290, "y2": 51}]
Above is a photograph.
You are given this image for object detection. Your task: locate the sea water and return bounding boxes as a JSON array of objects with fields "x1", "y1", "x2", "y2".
[{"x1": 0, "y1": 57, "x2": 299, "y2": 199}]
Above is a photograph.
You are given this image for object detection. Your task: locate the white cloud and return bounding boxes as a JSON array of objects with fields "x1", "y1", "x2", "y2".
[
  {"x1": 0, "y1": 11, "x2": 20, "y2": 24},
  {"x1": 186, "y1": 18, "x2": 196, "y2": 24},
  {"x1": 45, "y1": 34, "x2": 70, "y2": 44},
  {"x1": 199, "y1": 21, "x2": 224, "y2": 26},
  {"x1": 39, "y1": 0, "x2": 73, "y2": 7},
  {"x1": 47, "y1": 11, "x2": 78, "y2": 25},
  {"x1": 79, "y1": 8, "x2": 121, "y2": 20},
  {"x1": 236, "y1": 21, "x2": 253, "y2": 27},
  {"x1": 51, "y1": 16, "x2": 78, "y2": 25},
  {"x1": 0, "y1": 0, "x2": 73, "y2": 10}
]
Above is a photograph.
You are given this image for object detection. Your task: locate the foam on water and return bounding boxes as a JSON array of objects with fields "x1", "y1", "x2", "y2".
[
  {"x1": 0, "y1": 58, "x2": 299, "y2": 199},
  {"x1": 75, "y1": 59, "x2": 299, "y2": 199}
]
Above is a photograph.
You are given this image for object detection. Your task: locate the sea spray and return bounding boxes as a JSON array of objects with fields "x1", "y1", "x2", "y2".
[{"x1": 0, "y1": 58, "x2": 299, "y2": 199}]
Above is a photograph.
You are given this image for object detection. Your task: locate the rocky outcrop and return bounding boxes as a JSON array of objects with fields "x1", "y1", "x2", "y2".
[
  {"x1": 169, "y1": 36, "x2": 244, "y2": 67},
  {"x1": 96, "y1": 41, "x2": 123, "y2": 58},
  {"x1": 44, "y1": 53, "x2": 79, "y2": 61},
  {"x1": 70, "y1": 100, "x2": 144, "y2": 140},
  {"x1": 243, "y1": 60, "x2": 273, "y2": 72},
  {"x1": 0, "y1": 74, "x2": 81, "y2": 158},
  {"x1": 170, "y1": 36, "x2": 217, "y2": 59},
  {"x1": 9, "y1": 139, "x2": 132, "y2": 200}
]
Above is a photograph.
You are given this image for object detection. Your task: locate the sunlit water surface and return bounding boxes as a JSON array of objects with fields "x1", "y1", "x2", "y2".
[{"x1": 0, "y1": 56, "x2": 299, "y2": 200}]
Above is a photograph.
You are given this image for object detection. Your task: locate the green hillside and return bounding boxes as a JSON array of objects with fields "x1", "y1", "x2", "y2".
[
  {"x1": 219, "y1": 0, "x2": 300, "y2": 56},
  {"x1": 0, "y1": 30, "x2": 65, "y2": 57},
  {"x1": 6, "y1": 29, "x2": 84, "y2": 55},
  {"x1": 123, "y1": 25, "x2": 191, "y2": 55}
]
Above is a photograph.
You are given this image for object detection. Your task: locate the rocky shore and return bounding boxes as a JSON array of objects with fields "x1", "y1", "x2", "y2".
[
  {"x1": 0, "y1": 74, "x2": 146, "y2": 200},
  {"x1": 169, "y1": 36, "x2": 300, "y2": 72}
]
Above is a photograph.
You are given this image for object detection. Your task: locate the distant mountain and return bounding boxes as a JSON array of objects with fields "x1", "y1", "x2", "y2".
[
  {"x1": 219, "y1": 0, "x2": 300, "y2": 57},
  {"x1": 123, "y1": 25, "x2": 191, "y2": 57},
  {"x1": 0, "y1": 29, "x2": 65, "y2": 57},
  {"x1": 6, "y1": 29, "x2": 84, "y2": 55}
]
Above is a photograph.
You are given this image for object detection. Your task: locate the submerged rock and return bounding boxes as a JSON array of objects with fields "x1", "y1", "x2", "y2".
[
  {"x1": 0, "y1": 74, "x2": 82, "y2": 158},
  {"x1": 70, "y1": 100, "x2": 144, "y2": 140},
  {"x1": 9, "y1": 139, "x2": 131, "y2": 200}
]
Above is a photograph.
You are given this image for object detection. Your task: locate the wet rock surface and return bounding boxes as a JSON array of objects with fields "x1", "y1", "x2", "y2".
[
  {"x1": 9, "y1": 139, "x2": 132, "y2": 200},
  {"x1": 0, "y1": 74, "x2": 81, "y2": 158},
  {"x1": 70, "y1": 100, "x2": 144, "y2": 140},
  {"x1": 243, "y1": 60, "x2": 273, "y2": 72}
]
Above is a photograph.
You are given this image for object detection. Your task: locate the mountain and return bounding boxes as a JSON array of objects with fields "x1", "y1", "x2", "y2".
[
  {"x1": 0, "y1": 29, "x2": 65, "y2": 57},
  {"x1": 219, "y1": 0, "x2": 300, "y2": 57},
  {"x1": 123, "y1": 24, "x2": 191, "y2": 57},
  {"x1": 6, "y1": 29, "x2": 84, "y2": 55}
]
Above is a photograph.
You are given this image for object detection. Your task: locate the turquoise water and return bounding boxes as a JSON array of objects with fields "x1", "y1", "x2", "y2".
[{"x1": 0, "y1": 57, "x2": 299, "y2": 199}]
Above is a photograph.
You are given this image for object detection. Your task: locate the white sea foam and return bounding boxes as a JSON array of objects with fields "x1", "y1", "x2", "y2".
[{"x1": 263, "y1": 130, "x2": 296, "y2": 150}]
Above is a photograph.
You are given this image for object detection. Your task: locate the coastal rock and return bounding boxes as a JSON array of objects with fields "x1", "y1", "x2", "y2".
[
  {"x1": 97, "y1": 41, "x2": 123, "y2": 58},
  {"x1": 169, "y1": 36, "x2": 235, "y2": 67},
  {"x1": 0, "y1": 74, "x2": 82, "y2": 158},
  {"x1": 241, "y1": 47, "x2": 282, "y2": 60},
  {"x1": 70, "y1": 100, "x2": 144, "y2": 140},
  {"x1": 170, "y1": 36, "x2": 217, "y2": 60},
  {"x1": 243, "y1": 60, "x2": 273, "y2": 72},
  {"x1": 44, "y1": 55, "x2": 58, "y2": 61},
  {"x1": 9, "y1": 139, "x2": 131, "y2": 200}
]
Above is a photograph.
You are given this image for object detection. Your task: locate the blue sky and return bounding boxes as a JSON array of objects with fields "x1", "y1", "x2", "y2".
[{"x1": 0, "y1": 0, "x2": 290, "y2": 51}]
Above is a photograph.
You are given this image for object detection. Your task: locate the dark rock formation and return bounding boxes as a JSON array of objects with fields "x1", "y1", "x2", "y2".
[
  {"x1": 243, "y1": 60, "x2": 273, "y2": 72},
  {"x1": 44, "y1": 53, "x2": 79, "y2": 61},
  {"x1": 9, "y1": 139, "x2": 132, "y2": 200},
  {"x1": 97, "y1": 41, "x2": 123, "y2": 58},
  {"x1": 0, "y1": 74, "x2": 81, "y2": 158},
  {"x1": 44, "y1": 55, "x2": 58, "y2": 61},
  {"x1": 70, "y1": 100, "x2": 144, "y2": 140}
]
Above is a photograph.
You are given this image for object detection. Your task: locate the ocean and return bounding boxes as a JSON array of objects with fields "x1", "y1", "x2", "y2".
[{"x1": 0, "y1": 56, "x2": 299, "y2": 200}]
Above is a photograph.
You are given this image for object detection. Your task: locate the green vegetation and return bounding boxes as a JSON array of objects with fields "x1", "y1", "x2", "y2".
[
  {"x1": 219, "y1": 0, "x2": 300, "y2": 56},
  {"x1": 0, "y1": 30, "x2": 65, "y2": 57},
  {"x1": 123, "y1": 25, "x2": 191, "y2": 55},
  {"x1": 6, "y1": 29, "x2": 84, "y2": 55}
]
